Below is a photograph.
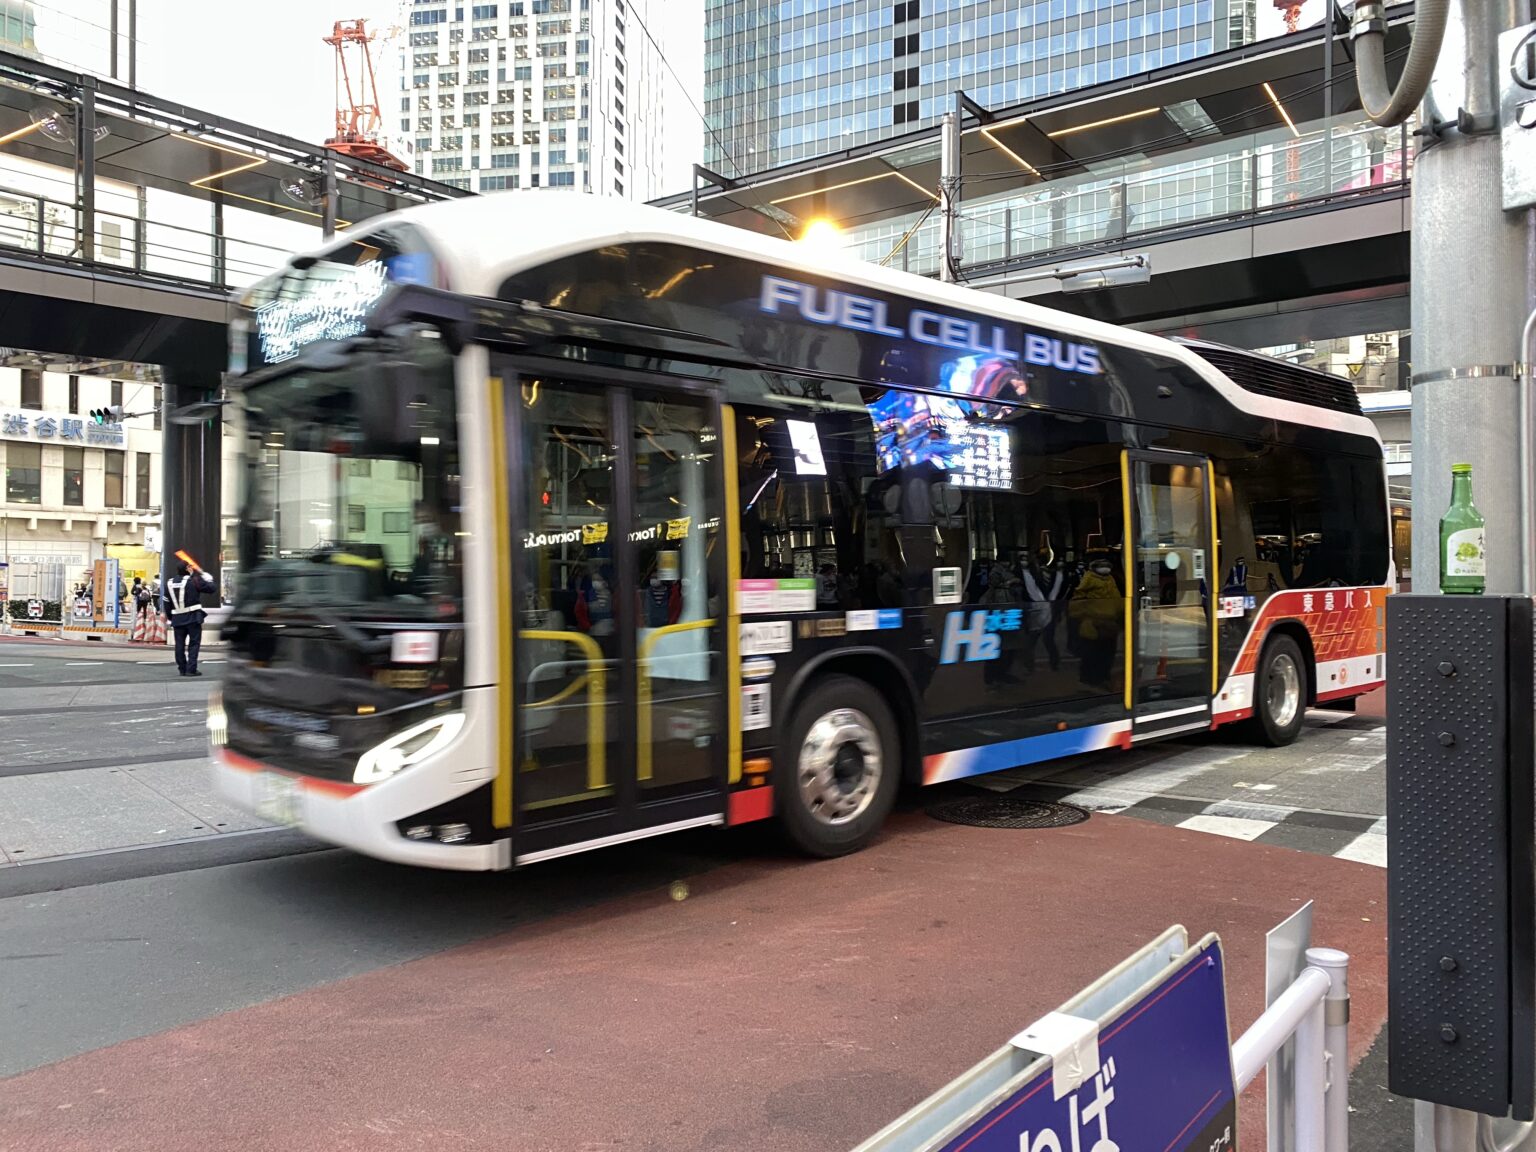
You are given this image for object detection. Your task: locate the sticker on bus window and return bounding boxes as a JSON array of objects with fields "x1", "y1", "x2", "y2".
[
  {"x1": 739, "y1": 578, "x2": 815, "y2": 614},
  {"x1": 847, "y1": 609, "x2": 903, "y2": 631},
  {"x1": 785, "y1": 419, "x2": 828, "y2": 476},
  {"x1": 741, "y1": 658, "x2": 776, "y2": 680},
  {"x1": 742, "y1": 684, "x2": 771, "y2": 731},
  {"x1": 1217, "y1": 595, "x2": 1247, "y2": 619},
  {"x1": 740, "y1": 620, "x2": 793, "y2": 656},
  {"x1": 933, "y1": 567, "x2": 963, "y2": 604}
]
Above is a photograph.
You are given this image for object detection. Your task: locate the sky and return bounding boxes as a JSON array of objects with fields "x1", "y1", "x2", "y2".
[{"x1": 29, "y1": 0, "x2": 705, "y2": 194}]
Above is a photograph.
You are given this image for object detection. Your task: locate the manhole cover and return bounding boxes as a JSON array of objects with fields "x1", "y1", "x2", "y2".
[{"x1": 926, "y1": 795, "x2": 1091, "y2": 830}]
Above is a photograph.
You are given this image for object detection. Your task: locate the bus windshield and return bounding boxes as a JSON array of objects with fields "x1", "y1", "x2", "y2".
[{"x1": 234, "y1": 332, "x2": 462, "y2": 621}]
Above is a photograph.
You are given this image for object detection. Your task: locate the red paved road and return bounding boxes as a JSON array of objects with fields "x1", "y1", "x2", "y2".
[{"x1": 0, "y1": 811, "x2": 1386, "y2": 1152}]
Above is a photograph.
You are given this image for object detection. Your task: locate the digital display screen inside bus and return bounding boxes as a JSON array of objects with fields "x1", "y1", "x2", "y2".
[{"x1": 867, "y1": 389, "x2": 1014, "y2": 490}]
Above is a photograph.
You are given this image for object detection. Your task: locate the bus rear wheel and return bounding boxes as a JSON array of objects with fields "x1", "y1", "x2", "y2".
[
  {"x1": 1251, "y1": 634, "x2": 1307, "y2": 747},
  {"x1": 776, "y1": 675, "x2": 900, "y2": 858}
]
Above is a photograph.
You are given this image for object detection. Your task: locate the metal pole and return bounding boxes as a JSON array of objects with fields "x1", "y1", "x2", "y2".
[
  {"x1": 321, "y1": 155, "x2": 338, "y2": 240},
  {"x1": 939, "y1": 96, "x2": 961, "y2": 282},
  {"x1": 211, "y1": 192, "x2": 226, "y2": 289},
  {"x1": 1409, "y1": 0, "x2": 1526, "y2": 596},
  {"x1": 1410, "y1": 0, "x2": 1527, "y2": 1137},
  {"x1": 1323, "y1": 1, "x2": 1335, "y2": 191},
  {"x1": 1307, "y1": 947, "x2": 1350, "y2": 1151},
  {"x1": 1293, "y1": 990, "x2": 1327, "y2": 1150},
  {"x1": 77, "y1": 78, "x2": 96, "y2": 263}
]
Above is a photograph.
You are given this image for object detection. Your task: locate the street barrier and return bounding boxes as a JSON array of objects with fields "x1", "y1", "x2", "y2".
[{"x1": 852, "y1": 924, "x2": 1349, "y2": 1152}]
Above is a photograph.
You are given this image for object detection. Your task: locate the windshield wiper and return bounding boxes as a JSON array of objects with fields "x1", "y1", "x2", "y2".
[{"x1": 303, "y1": 603, "x2": 393, "y2": 656}]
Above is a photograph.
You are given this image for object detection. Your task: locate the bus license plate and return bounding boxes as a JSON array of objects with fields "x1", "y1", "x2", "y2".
[{"x1": 255, "y1": 773, "x2": 301, "y2": 826}]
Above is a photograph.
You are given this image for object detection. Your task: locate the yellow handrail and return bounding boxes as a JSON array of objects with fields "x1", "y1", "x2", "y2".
[
  {"x1": 636, "y1": 617, "x2": 716, "y2": 783},
  {"x1": 520, "y1": 629, "x2": 607, "y2": 791},
  {"x1": 525, "y1": 673, "x2": 590, "y2": 710}
]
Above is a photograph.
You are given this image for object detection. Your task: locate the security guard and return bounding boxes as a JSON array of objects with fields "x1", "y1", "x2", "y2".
[{"x1": 165, "y1": 560, "x2": 215, "y2": 677}]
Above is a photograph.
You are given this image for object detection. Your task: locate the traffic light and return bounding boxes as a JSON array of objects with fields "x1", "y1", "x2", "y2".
[{"x1": 89, "y1": 405, "x2": 123, "y2": 425}]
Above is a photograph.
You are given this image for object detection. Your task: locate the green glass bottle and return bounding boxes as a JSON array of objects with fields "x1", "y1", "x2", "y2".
[{"x1": 1439, "y1": 463, "x2": 1486, "y2": 594}]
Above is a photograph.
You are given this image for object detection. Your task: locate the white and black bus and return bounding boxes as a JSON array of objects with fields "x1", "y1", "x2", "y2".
[{"x1": 211, "y1": 194, "x2": 1389, "y2": 870}]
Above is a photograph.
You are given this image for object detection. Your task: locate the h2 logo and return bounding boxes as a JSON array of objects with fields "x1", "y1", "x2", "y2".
[{"x1": 940, "y1": 609, "x2": 1022, "y2": 664}]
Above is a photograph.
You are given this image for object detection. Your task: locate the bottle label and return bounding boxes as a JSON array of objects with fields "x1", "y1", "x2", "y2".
[{"x1": 1446, "y1": 528, "x2": 1486, "y2": 577}]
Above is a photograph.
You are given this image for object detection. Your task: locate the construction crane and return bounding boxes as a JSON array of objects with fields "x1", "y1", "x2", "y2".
[{"x1": 324, "y1": 18, "x2": 409, "y2": 171}]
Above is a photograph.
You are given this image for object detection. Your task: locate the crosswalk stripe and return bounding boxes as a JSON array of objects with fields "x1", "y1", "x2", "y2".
[
  {"x1": 1334, "y1": 828, "x2": 1388, "y2": 867},
  {"x1": 1175, "y1": 814, "x2": 1276, "y2": 841}
]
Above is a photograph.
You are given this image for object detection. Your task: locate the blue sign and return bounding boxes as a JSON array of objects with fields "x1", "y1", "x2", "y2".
[
  {"x1": 935, "y1": 941, "x2": 1236, "y2": 1152},
  {"x1": 940, "y1": 608, "x2": 1025, "y2": 663}
]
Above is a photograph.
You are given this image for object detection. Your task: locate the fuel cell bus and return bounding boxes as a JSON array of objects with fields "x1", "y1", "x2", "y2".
[{"x1": 211, "y1": 195, "x2": 1389, "y2": 870}]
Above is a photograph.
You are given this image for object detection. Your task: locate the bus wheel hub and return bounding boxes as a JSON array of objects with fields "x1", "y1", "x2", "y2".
[{"x1": 798, "y1": 708, "x2": 882, "y2": 826}]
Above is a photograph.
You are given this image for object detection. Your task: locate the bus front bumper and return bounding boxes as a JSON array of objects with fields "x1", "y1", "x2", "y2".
[{"x1": 211, "y1": 748, "x2": 510, "y2": 871}]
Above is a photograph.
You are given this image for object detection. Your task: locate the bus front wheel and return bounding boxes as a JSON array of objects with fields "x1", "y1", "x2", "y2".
[
  {"x1": 1251, "y1": 634, "x2": 1307, "y2": 747},
  {"x1": 776, "y1": 675, "x2": 901, "y2": 858}
]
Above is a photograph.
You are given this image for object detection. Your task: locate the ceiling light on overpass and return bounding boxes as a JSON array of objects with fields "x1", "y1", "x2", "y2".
[
  {"x1": 1047, "y1": 107, "x2": 1161, "y2": 138},
  {"x1": 1263, "y1": 82, "x2": 1301, "y2": 138}
]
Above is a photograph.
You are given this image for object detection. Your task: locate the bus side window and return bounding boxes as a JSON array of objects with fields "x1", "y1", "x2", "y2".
[{"x1": 734, "y1": 406, "x2": 898, "y2": 609}]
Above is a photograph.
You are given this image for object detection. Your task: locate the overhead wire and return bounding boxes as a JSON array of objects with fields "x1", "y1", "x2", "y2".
[{"x1": 624, "y1": 0, "x2": 796, "y2": 239}]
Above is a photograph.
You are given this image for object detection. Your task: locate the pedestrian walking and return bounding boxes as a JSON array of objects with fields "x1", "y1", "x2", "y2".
[{"x1": 165, "y1": 559, "x2": 214, "y2": 677}]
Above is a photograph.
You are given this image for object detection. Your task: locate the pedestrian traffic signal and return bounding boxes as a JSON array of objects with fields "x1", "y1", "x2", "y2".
[{"x1": 89, "y1": 405, "x2": 123, "y2": 425}]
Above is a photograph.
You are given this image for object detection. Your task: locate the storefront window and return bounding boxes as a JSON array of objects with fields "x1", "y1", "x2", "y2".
[
  {"x1": 5, "y1": 443, "x2": 41, "y2": 504},
  {"x1": 104, "y1": 449, "x2": 124, "y2": 508},
  {"x1": 62, "y1": 446, "x2": 83, "y2": 506},
  {"x1": 135, "y1": 452, "x2": 150, "y2": 509}
]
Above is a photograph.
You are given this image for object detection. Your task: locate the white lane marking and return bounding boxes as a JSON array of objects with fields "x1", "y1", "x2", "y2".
[
  {"x1": 137, "y1": 660, "x2": 175, "y2": 665},
  {"x1": 1050, "y1": 746, "x2": 1253, "y2": 812},
  {"x1": 65, "y1": 661, "x2": 104, "y2": 666},
  {"x1": 1203, "y1": 799, "x2": 1296, "y2": 823},
  {"x1": 1176, "y1": 814, "x2": 1277, "y2": 841},
  {"x1": 1334, "y1": 829, "x2": 1388, "y2": 868},
  {"x1": 0, "y1": 662, "x2": 33, "y2": 667}
]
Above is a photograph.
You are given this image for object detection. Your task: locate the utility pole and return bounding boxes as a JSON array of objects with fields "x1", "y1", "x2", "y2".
[
  {"x1": 1405, "y1": 0, "x2": 1527, "y2": 598},
  {"x1": 1353, "y1": 0, "x2": 1536, "y2": 1146},
  {"x1": 939, "y1": 94, "x2": 962, "y2": 283}
]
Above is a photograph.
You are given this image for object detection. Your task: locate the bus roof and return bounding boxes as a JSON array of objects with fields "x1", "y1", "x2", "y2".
[{"x1": 266, "y1": 192, "x2": 1380, "y2": 442}]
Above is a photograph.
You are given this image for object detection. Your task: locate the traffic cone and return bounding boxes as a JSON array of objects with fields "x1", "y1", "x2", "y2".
[
  {"x1": 149, "y1": 613, "x2": 167, "y2": 645},
  {"x1": 131, "y1": 612, "x2": 146, "y2": 642}
]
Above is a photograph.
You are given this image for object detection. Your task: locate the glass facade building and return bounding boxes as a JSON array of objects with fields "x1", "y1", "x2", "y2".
[
  {"x1": 402, "y1": 0, "x2": 666, "y2": 200},
  {"x1": 705, "y1": 0, "x2": 1243, "y2": 174}
]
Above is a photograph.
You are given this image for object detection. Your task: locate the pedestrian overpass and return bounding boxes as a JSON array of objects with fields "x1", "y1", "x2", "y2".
[
  {"x1": 655, "y1": 6, "x2": 1417, "y2": 351},
  {"x1": 0, "y1": 46, "x2": 467, "y2": 379},
  {"x1": 0, "y1": 46, "x2": 467, "y2": 591}
]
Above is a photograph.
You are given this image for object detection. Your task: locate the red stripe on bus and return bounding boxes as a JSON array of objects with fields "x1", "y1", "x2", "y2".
[
  {"x1": 218, "y1": 748, "x2": 365, "y2": 797},
  {"x1": 727, "y1": 786, "x2": 774, "y2": 826}
]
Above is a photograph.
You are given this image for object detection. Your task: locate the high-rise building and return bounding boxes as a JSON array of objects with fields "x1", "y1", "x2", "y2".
[
  {"x1": 704, "y1": 0, "x2": 1237, "y2": 176},
  {"x1": 401, "y1": 0, "x2": 666, "y2": 200}
]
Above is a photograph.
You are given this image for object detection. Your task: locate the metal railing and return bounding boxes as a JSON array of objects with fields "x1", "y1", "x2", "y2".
[
  {"x1": 1231, "y1": 946, "x2": 1351, "y2": 1151},
  {"x1": 0, "y1": 176, "x2": 296, "y2": 291},
  {"x1": 850, "y1": 116, "x2": 1412, "y2": 278}
]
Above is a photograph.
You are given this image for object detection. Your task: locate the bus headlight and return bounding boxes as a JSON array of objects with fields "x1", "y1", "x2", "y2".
[{"x1": 354, "y1": 712, "x2": 466, "y2": 784}]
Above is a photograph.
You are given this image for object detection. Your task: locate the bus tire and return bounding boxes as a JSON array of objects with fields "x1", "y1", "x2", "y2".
[
  {"x1": 1251, "y1": 634, "x2": 1307, "y2": 747},
  {"x1": 776, "y1": 675, "x2": 901, "y2": 858}
]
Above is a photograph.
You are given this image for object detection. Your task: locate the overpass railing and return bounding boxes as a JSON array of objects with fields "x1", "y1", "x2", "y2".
[
  {"x1": 851, "y1": 115, "x2": 1412, "y2": 277},
  {"x1": 0, "y1": 170, "x2": 295, "y2": 292}
]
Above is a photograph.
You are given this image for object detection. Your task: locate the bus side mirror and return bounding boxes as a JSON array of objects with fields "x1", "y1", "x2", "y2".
[{"x1": 358, "y1": 357, "x2": 435, "y2": 451}]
